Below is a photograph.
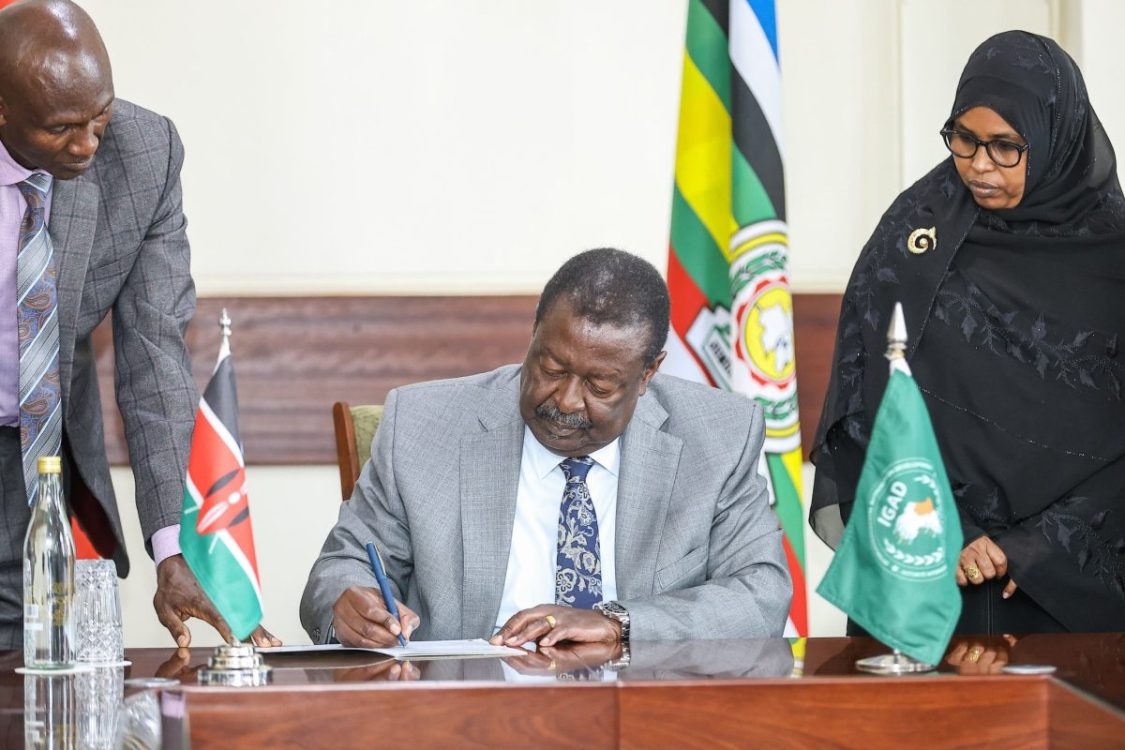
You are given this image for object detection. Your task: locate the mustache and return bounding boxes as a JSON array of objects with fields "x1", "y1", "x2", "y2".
[{"x1": 536, "y1": 404, "x2": 592, "y2": 430}]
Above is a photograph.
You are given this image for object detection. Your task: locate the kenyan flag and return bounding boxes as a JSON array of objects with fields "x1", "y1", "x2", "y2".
[{"x1": 179, "y1": 327, "x2": 263, "y2": 641}]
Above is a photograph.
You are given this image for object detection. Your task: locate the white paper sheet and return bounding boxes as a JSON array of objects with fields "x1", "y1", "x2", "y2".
[{"x1": 257, "y1": 639, "x2": 523, "y2": 660}]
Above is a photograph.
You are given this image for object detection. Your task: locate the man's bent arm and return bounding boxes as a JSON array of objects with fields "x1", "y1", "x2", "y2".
[{"x1": 618, "y1": 403, "x2": 792, "y2": 640}]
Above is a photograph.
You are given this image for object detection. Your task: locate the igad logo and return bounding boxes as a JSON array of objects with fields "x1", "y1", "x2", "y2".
[{"x1": 866, "y1": 459, "x2": 949, "y2": 581}]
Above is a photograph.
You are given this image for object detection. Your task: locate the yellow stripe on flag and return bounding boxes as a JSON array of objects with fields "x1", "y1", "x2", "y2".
[
  {"x1": 674, "y1": 52, "x2": 737, "y2": 262},
  {"x1": 781, "y1": 446, "x2": 804, "y2": 490},
  {"x1": 766, "y1": 422, "x2": 802, "y2": 440},
  {"x1": 731, "y1": 231, "x2": 788, "y2": 260}
]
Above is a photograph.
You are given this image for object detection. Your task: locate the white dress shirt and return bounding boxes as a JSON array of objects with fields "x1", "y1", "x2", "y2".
[{"x1": 495, "y1": 427, "x2": 619, "y2": 630}]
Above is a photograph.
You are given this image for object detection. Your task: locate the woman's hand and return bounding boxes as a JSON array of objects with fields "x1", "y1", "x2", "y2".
[
  {"x1": 946, "y1": 634, "x2": 1020, "y2": 675},
  {"x1": 957, "y1": 536, "x2": 1019, "y2": 598}
]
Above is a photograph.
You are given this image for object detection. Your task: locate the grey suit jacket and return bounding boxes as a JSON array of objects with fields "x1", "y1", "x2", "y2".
[
  {"x1": 48, "y1": 100, "x2": 197, "y2": 575},
  {"x1": 301, "y1": 365, "x2": 791, "y2": 642}
]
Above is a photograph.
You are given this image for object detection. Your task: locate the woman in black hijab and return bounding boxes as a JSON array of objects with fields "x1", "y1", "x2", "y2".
[{"x1": 811, "y1": 30, "x2": 1125, "y2": 634}]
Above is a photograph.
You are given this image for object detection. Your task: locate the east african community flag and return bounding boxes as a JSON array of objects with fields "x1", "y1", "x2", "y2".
[
  {"x1": 180, "y1": 332, "x2": 263, "y2": 641},
  {"x1": 664, "y1": 0, "x2": 807, "y2": 638}
]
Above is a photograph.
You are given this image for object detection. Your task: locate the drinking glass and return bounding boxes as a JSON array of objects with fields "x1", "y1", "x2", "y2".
[
  {"x1": 75, "y1": 666, "x2": 124, "y2": 750},
  {"x1": 74, "y1": 559, "x2": 123, "y2": 664}
]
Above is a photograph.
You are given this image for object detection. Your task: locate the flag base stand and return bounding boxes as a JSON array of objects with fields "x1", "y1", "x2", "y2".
[
  {"x1": 855, "y1": 650, "x2": 935, "y2": 675},
  {"x1": 197, "y1": 644, "x2": 273, "y2": 687}
]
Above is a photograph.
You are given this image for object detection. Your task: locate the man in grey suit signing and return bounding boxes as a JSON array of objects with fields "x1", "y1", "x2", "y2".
[
  {"x1": 302, "y1": 248, "x2": 791, "y2": 649},
  {"x1": 0, "y1": 0, "x2": 277, "y2": 647}
]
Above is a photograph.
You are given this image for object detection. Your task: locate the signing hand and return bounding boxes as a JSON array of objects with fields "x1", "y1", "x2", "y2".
[
  {"x1": 957, "y1": 536, "x2": 1019, "y2": 598},
  {"x1": 489, "y1": 604, "x2": 619, "y2": 648},
  {"x1": 332, "y1": 586, "x2": 420, "y2": 648},
  {"x1": 154, "y1": 554, "x2": 281, "y2": 648}
]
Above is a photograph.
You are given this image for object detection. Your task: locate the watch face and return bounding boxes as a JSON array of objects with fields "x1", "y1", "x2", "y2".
[{"x1": 598, "y1": 602, "x2": 627, "y2": 620}]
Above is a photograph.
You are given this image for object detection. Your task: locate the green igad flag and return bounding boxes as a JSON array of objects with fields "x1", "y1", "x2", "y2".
[{"x1": 817, "y1": 360, "x2": 962, "y2": 665}]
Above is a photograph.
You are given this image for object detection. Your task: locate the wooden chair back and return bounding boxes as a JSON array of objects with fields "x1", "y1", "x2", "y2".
[{"x1": 332, "y1": 402, "x2": 384, "y2": 501}]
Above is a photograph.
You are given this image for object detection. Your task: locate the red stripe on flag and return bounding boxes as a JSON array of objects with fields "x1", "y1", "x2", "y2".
[
  {"x1": 782, "y1": 533, "x2": 808, "y2": 636},
  {"x1": 71, "y1": 517, "x2": 100, "y2": 560},
  {"x1": 187, "y1": 405, "x2": 242, "y2": 502},
  {"x1": 225, "y1": 513, "x2": 261, "y2": 582},
  {"x1": 667, "y1": 246, "x2": 709, "y2": 338},
  {"x1": 667, "y1": 246, "x2": 719, "y2": 386}
]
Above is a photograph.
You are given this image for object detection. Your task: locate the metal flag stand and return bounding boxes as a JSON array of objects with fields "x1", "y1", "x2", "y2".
[
  {"x1": 194, "y1": 310, "x2": 273, "y2": 688},
  {"x1": 198, "y1": 643, "x2": 272, "y2": 687},
  {"x1": 853, "y1": 303, "x2": 937, "y2": 676}
]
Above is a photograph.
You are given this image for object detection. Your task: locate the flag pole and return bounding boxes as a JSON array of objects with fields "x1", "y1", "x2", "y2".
[
  {"x1": 196, "y1": 308, "x2": 273, "y2": 688},
  {"x1": 886, "y1": 302, "x2": 907, "y2": 363},
  {"x1": 219, "y1": 307, "x2": 232, "y2": 342},
  {"x1": 854, "y1": 302, "x2": 937, "y2": 675}
]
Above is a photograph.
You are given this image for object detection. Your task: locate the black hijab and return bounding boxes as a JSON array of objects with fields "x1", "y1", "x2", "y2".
[
  {"x1": 947, "y1": 30, "x2": 1124, "y2": 230},
  {"x1": 810, "y1": 31, "x2": 1125, "y2": 629}
]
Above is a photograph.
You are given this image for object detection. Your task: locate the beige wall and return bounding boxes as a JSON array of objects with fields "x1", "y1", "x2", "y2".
[{"x1": 73, "y1": 0, "x2": 1123, "y2": 645}]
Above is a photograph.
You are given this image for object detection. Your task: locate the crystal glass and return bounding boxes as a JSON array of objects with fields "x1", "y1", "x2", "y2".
[
  {"x1": 74, "y1": 559, "x2": 123, "y2": 664},
  {"x1": 75, "y1": 666, "x2": 124, "y2": 750},
  {"x1": 114, "y1": 689, "x2": 162, "y2": 749}
]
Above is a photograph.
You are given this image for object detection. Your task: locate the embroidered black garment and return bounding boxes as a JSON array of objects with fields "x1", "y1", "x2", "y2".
[{"x1": 810, "y1": 31, "x2": 1125, "y2": 632}]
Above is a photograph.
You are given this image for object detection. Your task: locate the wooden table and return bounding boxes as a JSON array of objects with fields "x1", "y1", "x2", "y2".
[{"x1": 2, "y1": 633, "x2": 1122, "y2": 749}]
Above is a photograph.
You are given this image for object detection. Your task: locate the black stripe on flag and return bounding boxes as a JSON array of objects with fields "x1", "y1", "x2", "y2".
[
  {"x1": 698, "y1": 0, "x2": 729, "y2": 35},
  {"x1": 202, "y1": 356, "x2": 242, "y2": 448},
  {"x1": 732, "y1": 67, "x2": 787, "y2": 221},
  {"x1": 205, "y1": 466, "x2": 242, "y2": 501}
]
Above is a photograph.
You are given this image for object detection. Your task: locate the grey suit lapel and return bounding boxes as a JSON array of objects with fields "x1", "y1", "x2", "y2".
[
  {"x1": 460, "y1": 379, "x2": 524, "y2": 639},
  {"x1": 615, "y1": 391, "x2": 682, "y2": 600},
  {"x1": 48, "y1": 177, "x2": 99, "y2": 395}
]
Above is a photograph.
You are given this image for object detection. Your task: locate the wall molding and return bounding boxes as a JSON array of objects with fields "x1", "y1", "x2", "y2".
[{"x1": 93, "y1": 294, "x2": 841, "y2": 466}]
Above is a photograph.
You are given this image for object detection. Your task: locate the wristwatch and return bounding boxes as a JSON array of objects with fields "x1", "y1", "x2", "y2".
[{"x1": 594, "y1": 600, "x2": 631, "y2": 645}]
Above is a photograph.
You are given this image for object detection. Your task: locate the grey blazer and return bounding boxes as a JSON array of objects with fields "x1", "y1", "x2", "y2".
[
  {"x1": 48, "y1": 100, "x2": 197, "y2": 575},
  {"x1": 301, "y1": 365, "x2": 791, "y2": 643}
]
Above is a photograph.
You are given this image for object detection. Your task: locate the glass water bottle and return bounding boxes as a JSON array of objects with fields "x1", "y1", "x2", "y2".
[{"x1": 23, "y1": 456, "x2": 76, "y2": 669}]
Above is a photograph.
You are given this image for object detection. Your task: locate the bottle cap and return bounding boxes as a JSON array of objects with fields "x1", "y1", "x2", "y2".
[{"x1": 37, "y1": 456, "x2": 62, "y2": 474}]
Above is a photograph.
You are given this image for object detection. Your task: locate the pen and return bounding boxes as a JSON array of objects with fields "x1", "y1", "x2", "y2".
[{"x1": 365, "y1": 541, "x2": 408, "y2": 648}]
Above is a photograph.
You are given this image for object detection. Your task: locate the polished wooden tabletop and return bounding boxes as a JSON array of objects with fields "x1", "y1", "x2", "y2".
[{"x1": 0, "y1": 633, "x2": 1121, "y2": 749}]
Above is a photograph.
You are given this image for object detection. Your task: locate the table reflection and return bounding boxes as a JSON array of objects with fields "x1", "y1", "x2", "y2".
[
  {"x1": 24, "y1": 667, "x2": 122, "y2": 750},
  {"x1": 21, "y1": 664, "x2": 181, "y2": 750},
  {"x1": 272, "y1": 638, "x2": 798, "y2": 685},
  {"x1": 808, "y1": 631, "x2": 1125, "y2": 709}
]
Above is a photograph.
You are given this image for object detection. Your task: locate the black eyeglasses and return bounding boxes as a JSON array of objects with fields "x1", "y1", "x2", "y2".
[{"x1": 939, "y1": 128, "x2": 1029, "y2": 168}]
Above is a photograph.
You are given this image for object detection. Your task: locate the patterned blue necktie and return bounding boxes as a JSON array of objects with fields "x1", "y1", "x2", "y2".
[
  {"x1": 556, "y1": 456, "x2": 603, "y2": 609},
  {"x1": 16, "y1": 173, "x2": 62, "y2": 506}
]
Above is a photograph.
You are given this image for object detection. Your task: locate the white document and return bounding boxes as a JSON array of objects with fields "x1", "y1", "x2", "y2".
[{"x1": 258, "y1": 639, "x2": 523, "y2": 660}]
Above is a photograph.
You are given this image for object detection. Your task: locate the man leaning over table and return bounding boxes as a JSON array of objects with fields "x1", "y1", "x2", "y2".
[
  {"x1": 0, "y1": 0, "x2": 279, "y2": 647},
  {"x1": 300, "y1": 248, "x2": 791, "y2": 650}
]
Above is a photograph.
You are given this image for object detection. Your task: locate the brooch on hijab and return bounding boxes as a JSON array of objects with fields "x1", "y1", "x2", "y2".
[{"x1": 907, "y1": 226, "x2": 937, "y2": 254}]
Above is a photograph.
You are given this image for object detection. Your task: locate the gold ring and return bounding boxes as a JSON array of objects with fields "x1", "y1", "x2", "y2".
[
  {"x1": 967, "y1": 646, "x2": 984, "y2": 663},
  {"x1": 544, "y1": 614, "x2": 557, "y2": 629},
  {"x1": 964, "y1": 564, "x2": 983, "y2": 581}
]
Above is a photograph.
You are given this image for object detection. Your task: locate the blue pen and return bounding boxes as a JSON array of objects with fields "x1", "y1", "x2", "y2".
[{"x1": 365, "y1": 541, "x2": 408, "y2": 648}]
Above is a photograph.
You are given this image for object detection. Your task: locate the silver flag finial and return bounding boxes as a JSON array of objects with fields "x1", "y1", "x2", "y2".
[
  {"x1": 886, "y1": 302, "x2": 907, "y2": 361},
  {"x1": 219, "y1": 308, "x2": 232, "y2": 342}
]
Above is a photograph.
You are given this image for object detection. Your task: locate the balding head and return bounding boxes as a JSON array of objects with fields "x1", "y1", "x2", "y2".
[{"x1": 0, "y1": 0, "x2": 114, "y2": 179}]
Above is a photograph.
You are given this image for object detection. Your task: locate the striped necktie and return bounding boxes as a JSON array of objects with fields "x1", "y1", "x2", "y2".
[
  {"x1": 555, "y1": 456, "x2": 603, "y2": 609},
  {"x1": 16, "y1": 173, "x2": 62, "y2": 506}
]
